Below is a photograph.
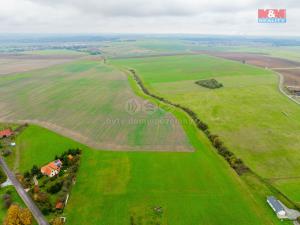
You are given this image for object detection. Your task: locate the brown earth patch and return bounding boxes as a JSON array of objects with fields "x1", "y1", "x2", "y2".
[
  {"x1": 205, "y1": 51, "x2": 300, "y2": 88},
  {"x1": 276, "y1": 69, "x2": 300, "y2": 87}
]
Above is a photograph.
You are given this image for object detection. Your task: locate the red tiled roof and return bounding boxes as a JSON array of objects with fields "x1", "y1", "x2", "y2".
[
  {"x1": 55, "y1": 201, "x2": 64, "y2": 209},
  {"x1": 41, "y1": 166, "x2": 53, "y2": 176},
  {"x1": 40, "y1": 160, "x2": 63, "y2": 176},
  {"x1": 0, "y1": 129, "x2": 13, "y2": 137}
]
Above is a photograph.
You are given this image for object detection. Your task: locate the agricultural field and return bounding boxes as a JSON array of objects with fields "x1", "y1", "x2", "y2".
[
  {"x1": 0, "y1": 53, "x2": 84, "y2": 75},
  {"x1": 113, "y1": 54, "x2": 300, "y2": 206},
  {"x1": 0, "y1": 58, "x2": 191, "y2": 151},
  {"x1": 206, "y1": 52, "x2": 300, "y2": 88},
  {"x1": 6, "y1": 122, "x2": 286, "y2": 225}
]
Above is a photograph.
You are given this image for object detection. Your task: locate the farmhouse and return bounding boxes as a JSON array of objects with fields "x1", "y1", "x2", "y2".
[
  {"x1": 267, "y1": 196, "x2": 286, "y2": 218},
  {"x1": 41, "y1": 159, "x2": 63, "y2": 177},
  {"x1": 0, "y1": 129, "x2": 14, "y2": 138}
]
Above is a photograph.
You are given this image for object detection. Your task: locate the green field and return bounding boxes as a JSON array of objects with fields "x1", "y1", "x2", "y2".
[
  {"x1": 8, "y1": 120, "x2": 286, "y2": 225},
  {"x1": 0, "y1": 59, "x2": 191, "y2": 152},
  {"x1": 113, "y1": 54, "x2": 300, "y2": 205}
]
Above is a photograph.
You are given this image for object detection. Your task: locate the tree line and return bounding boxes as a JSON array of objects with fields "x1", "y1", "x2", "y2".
[{"x1": 129, "y1": 69, "x2": 248, "y2": 175}]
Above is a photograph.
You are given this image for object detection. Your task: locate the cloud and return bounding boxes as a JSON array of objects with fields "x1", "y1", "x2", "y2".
[
  {"x1": 27, "y1": 0, "x2": 257, "y2": 17},
  {"x1": 0, "y1": 0, "x2": 299, "y2": 35}
]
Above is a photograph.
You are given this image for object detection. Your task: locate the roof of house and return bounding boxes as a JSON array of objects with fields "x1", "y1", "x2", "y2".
[
  {"x1": 267, "y1": 196, "x2": 285, "y2": 213},
  {"x1": 55, "y1": 201, "x2": 64, "y2": 209},
  {"x1": 41, "y1": 166, "x2": 53, "y2": 176},
  {"x1": 0, "y1": 129, "x2": 13, "y2": 137},
  {"x1": 41, "y1": 160, "x2": 63, "y2": 176}
]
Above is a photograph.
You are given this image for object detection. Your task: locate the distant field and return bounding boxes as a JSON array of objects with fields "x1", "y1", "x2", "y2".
[
  {"x1": 11, "y1": 122, "x2": 285, "y2": 225},
  {"x1": 0, "y1": 53, "x2": 84, "y2": 75},
  {"x1": 206, "y1": 51, "x2": 300, "y2": 88},
  {"x1": 22, "y1": 49, "x2": 86, "y2": 56},
  {"x1": 113, "y1": 54, "x2": 300, "y2": 205},
  {"x1": 0, "y1": 59, "x2": 191, "y2": 151}
]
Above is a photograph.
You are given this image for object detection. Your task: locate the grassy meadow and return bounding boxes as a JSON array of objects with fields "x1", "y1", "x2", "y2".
[
  {"x1": 0, "y1": 59, "x2": 191, "y2": 152},
  {"x1": 113, "y1": 54, "x2": 300, "y2": 205},
  {"x1": 8, "y1": 122, "x2": 286, "y2": 225}
]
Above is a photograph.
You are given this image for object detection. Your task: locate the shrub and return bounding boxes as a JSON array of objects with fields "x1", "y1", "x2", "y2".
[
  {"x1": 34, "y1": 192, "x2": 52, "y2": 215},
  {"x1": 24, "y1": 171, "x2": 31, "y2": 179},
  {"x1": 2, "y1": 149, "x2": 12, "y2": 157},
  {"x1": 31, "y1": 165, "x2": 40, "y2": 176},
  {"x1": 2, "y1": 193, "x2": 12, "y2": 209},
  {"x1": 0, "y1": 168, "x2": 6, "y2": 184},
  {"x1": 47, "y1": 182, "x2": 63, "y2": 194},
  {"x1": 195, "y1": 79, "x2": 223, "y2": 89},
  {"x1": 51, "y1": 217, "x2": 64, "y2": 225}
]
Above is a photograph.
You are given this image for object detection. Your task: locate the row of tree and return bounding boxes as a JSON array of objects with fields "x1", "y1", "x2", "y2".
[{"x1": 130, "y1": 69, "x2": 249, "y2": 175}]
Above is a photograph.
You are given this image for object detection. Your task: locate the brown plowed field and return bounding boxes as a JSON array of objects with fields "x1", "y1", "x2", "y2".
[{"x1": 206, "y1": 52, "x2": 300, "y2": 87}]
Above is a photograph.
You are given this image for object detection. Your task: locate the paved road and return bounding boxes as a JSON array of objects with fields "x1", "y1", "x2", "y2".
[{"x1": 0, "y1": 157, "x2": 49, "y2": 225}]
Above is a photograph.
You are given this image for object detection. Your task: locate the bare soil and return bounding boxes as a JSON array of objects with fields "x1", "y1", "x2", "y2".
[{"x1": 206, "y1": 52, "x2": 300, "y2": 87}]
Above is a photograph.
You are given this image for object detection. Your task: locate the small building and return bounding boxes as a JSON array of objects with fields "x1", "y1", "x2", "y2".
[
  {"x1": 41, "y1": 159, "x2": 63, "y2": 177},
  {"x1": 267, "y1": 196, "x2": 286, "y2": 218},
  {"x1": 0, "y1": 129, "x2": 14, "y2": 138},
  {"x1": 55, "y1": 201, "x2": 64, "y2": 210}
]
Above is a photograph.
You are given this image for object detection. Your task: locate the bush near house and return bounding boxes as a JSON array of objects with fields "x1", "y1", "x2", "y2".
[
  {"x1": 0, "y1": 168, "x2": 6, "y2": 184},
  {"x1": 2, "y1": 192, "x2": 12, "y2": 209},
  {"x1": 2, "y1": 149, "x2": 12, "y2": 157}
]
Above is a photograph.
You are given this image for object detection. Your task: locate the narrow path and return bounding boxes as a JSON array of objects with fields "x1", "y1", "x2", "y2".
[
  {"x1": 271, "y1": 67, "x2": 300, "y2": 70},
  {"x1": 272, "y1": 69, "x2": 300, "y2": 106},
  {"x1": 0, "y1": 157, "x2": 49, "y2": 225},
  {"x1": 13, "y1": 142, "x2": 20, "y2": 172}
]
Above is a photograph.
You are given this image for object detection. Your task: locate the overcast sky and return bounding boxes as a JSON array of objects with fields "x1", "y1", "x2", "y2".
[{"x1": 1, "y1": 0, "x2": 299, "y2": 36}]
